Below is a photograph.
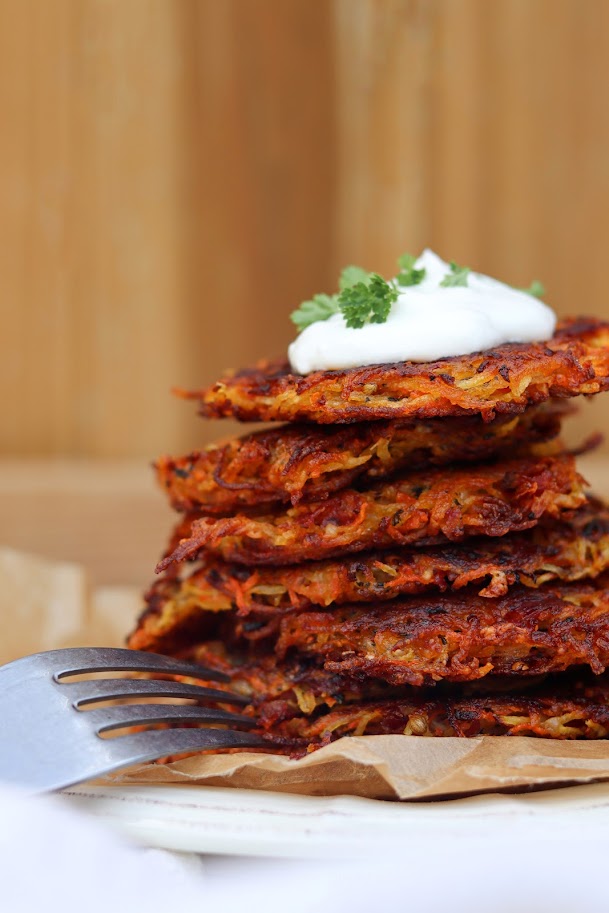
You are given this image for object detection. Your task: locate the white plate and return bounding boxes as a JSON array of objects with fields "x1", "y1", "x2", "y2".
[{"x1": 61, "y1": 781, "x2": 609, "y2": 858}]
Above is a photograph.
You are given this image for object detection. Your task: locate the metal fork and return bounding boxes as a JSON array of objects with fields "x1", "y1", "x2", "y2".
[{"x1": 0, "y1": 647, "x2": 266, "y2": 793}]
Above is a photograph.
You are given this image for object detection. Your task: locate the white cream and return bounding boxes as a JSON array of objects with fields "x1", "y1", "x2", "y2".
[{"x1": 288, "y1": 249, "x2": 557, "y2": 374}]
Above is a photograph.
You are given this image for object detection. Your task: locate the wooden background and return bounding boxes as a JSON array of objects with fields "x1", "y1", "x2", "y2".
[
  {"x1": 3, "y1": 0, "x2": 609, "y2": 459},
  {"x1": 3, "y1": 0, "x2": 609, "y2": 584}
]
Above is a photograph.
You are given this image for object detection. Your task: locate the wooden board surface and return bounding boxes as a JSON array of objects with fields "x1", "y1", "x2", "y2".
[{"x1": 0, "y1": 459, "x2": 172, "y2": 587}]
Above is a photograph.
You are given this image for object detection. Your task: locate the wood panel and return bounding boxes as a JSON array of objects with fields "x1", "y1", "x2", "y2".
[
  {"x1": 0, "y1": 1, "x2": 191, "y2": 456},
  {"x1": 332, "y1": 0, "x2": 433, "y2": 273},
  {"x1": 2, "y1": 0, "x2": 609, "y2": 458},
  {"x1": 178, "y1": 0, "x2": 335, "y2": 450},
  {"x1": 0, "y1": 0, "x2": 334, "y2": 457}
]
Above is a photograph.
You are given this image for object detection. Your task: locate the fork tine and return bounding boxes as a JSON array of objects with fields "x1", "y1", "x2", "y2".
[
  {"x1": 103, "y1": 726, "x2": 268, "y2": 773},
  {"x1": 44, "y1": 647, "x2": 229, "y2": 682},
  {"x1": 85, "y1": 703, "x2": 257, "y2": 732},
  {"x1": 60, "y1": 677, "x2": 249, "y2": 707}
]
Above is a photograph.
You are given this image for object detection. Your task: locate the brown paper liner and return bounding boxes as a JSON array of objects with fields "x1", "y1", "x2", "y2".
[{"x1": 102, "y1": 735, "x2": 609, "y2": 801}]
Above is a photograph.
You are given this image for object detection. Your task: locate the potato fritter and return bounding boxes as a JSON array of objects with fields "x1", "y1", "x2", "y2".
[
  {"x1": 276, "y1": 575, "x2": 609, "y2": 685},
  {"x1": 128, "y1": 637, "x2": 609, "y2": 749},
  {"x1": 181, "y1": 318, "x2": 609, "y2": 424},
  {"x1": 168, "y1": 640, "x2": 609, "y2": 714},
  {"x1": 157, "y1": 453, "x2": 585, "y2": 569},
  {"x1": 270, "y1": 684, "x2": 609, "y2": 748},
  {"x1": 157, "y1": 404, "x2": 564, "y2": 513},
  {"x1": 130, "y1": 502, "x2": 609, "y2": 650}
]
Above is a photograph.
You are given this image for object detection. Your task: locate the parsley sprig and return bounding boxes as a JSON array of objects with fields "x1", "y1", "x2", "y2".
[
  {"x1": 440, "y1": 261, "x2": 470, "y2": 288},
  {"x1": 339, "y1": 265, "x2": 371, "y2": 291},
  {"x1": 290, "y1": 294, "x2": 338, "y2": 332},
  {"x1": 520, "y1": 280, "x2": 545, "y2": 299},
  {"x1": 291, "y1": 252, "x2": 421, "y2": 332},
  {"x1": 395, "y1": 253, "x2": 426, "y2": 287},
  {"x1": 339, "y1": 274, "x2": 398, "y2": 329}
]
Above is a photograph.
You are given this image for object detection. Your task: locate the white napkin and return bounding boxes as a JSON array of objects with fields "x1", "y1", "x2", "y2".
[{"x1": 0, "y1": 785, "x2": 206, "y2": 911}]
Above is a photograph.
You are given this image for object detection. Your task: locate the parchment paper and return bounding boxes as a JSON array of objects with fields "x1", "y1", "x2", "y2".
[{"x1": 6, "y1": 546, "x2": 609, "y2": 801}]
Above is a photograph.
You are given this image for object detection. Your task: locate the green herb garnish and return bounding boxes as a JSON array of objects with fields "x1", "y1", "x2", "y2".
[
  {"x1": 290, "y1": 266, "x2": 374, "y2": 331},
  {"x1": 339, "y1": 264, "x2": 372, "y2": 291},
  {"x1": 520, "y1": 280, "x2": 545, "y2": 299},
  {"x1": 395, "y1": 252, "x2": 426, "y2": 287},
  {"x1": 440, "y1": 261, "x2": 470, "y2": 288},
  {"x1": 338, "y1": 273, "x2": 398, "y2": 329},
  {"x1": 290, "y1": 293, "x2": 339, "y2": 331},
  {"x1": 290, "y1": 252, "x2": 422, "y2": 332}
]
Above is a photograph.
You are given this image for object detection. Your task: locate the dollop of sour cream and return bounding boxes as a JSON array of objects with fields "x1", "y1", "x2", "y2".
[{"x1": 288, "y1": 249, "x2": 557, "y2": 374}]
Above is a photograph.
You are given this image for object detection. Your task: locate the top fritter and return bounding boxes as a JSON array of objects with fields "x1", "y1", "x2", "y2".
[{"x1": 180, "y1": 318, "x2": 609, "y2": 424}]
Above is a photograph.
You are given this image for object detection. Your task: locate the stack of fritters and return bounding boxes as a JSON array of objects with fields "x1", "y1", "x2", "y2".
[{"x1": 129, "y1": 318, "x2": 609, "y2": 753}]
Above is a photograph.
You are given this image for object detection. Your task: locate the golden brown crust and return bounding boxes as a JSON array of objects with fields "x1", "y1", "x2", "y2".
[
  {"x1": 129, "y1": 502, "x2": 609, "y2": 649},
  {"x1": 156, "y1": 404, "x2": 564, "y2": 513},
  {"x1": 181, "y1": 318, "x2": 609, "y2": 424},
  {"x1": 276, "y1": 575, "x2": 609, "y2": 685},
  {"x1": 157, "y1": 453, "x2": 586, "y2": 569}
]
